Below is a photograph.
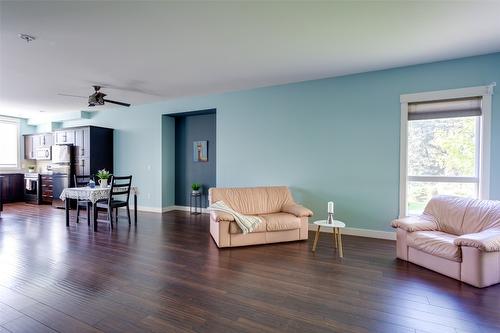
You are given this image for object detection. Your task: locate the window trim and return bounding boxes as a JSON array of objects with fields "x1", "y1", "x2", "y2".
[
  {"x1": 0, "y1": 116, "x2": 21, "y2": 170},
  {"x1": 399, "y1": 83, "x2": 495, "y2": 217}
]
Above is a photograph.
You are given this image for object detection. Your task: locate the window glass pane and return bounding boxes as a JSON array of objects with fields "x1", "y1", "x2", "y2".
[
  {"x1": 0, "y1": 122, "x2": 19, "y2": 167},
  {"x1": 407, "y1": 181, "x2": 477, "y2": 215},
  {"x1": 408, "y1": 117, "x2": 477, "y2": 177}
]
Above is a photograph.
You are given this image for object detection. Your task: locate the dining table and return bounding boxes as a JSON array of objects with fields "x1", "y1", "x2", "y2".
[{"x1": 60, "y1": 186, "x2": 138, "y2": 231}]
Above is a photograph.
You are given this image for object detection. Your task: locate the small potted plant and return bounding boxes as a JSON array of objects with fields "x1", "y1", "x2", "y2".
[
  {"x1": 191, "y1": 183, "x2": 201, "y2": 195},
  {"x1": 96, "y1": 169, "x2": 111, "y2": 188},
  {"x1": 28, "y1": 165, "x2": 36, "y2": 173}
]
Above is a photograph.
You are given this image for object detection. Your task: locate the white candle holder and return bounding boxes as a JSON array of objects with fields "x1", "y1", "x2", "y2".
[{"x1": 327, "y1": 212, "x2": 334, "y2": 224}]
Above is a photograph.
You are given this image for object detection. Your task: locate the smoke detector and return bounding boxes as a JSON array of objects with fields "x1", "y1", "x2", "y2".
[{"x1": 19, "y1": 34, "x2": 36, "y2": 43}]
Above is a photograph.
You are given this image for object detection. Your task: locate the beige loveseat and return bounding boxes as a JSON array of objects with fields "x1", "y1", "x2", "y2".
[
  {"x1": 392, "y1": 195, "x2": 500, "y2": 288},
  {"x1": 209, "y1": 186, "x2": 313, "y2": 248}
]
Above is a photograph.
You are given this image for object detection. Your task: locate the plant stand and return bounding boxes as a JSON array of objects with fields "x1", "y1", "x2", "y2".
[{"x1": 190, "y1": 192, "x2": 202, "y2": 215}]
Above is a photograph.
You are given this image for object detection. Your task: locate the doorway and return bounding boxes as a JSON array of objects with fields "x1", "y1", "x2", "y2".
[{"x1": 171, "y1": 109, "x2": 216, "y2": 208}]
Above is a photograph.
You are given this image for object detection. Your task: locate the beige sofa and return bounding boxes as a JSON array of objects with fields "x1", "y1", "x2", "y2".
[
  {"x1": 392, "y1": 195, "x2": 500, "y2": 288},
  {"x1": 209, "y1": 186, "x2": 313, "y2": 248}
]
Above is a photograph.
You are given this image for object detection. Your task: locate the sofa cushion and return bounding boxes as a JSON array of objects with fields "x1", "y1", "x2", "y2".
[
  {"x1": 260, "y1": 212, "x2": 300, "y2": 232},
  {"x1": 454, "y1": 229, "x2": 500, "y2": 252},
  {"x1": 210, "y1": 211, "x2": 235, "y2": 223},
  {"x1": 407, "y1": 231, "x2": 462, "y2": 262},
  {"x1": 461, "y1": 199, "x2": 500, "y2": 234},
  {"x1": 423, "y1": 195, "x2": 473, "y2": 235},
  {"x1": 282, "y1": 204, "x2": 313, "y2": 217},
  {"x1": 229, "y1": 218, "x2": 267, "y2": 234},
  {"x1": 391, "y1": 215, "x2": 438, "y2": 232},
  {"x1": 209, "y1": 186, "x2": 294, "y2": 215}
]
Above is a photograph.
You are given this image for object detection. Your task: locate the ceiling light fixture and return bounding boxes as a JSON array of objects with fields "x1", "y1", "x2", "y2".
[{"x1": 19, "y1": 33, "x2": 36, "y2": 43}]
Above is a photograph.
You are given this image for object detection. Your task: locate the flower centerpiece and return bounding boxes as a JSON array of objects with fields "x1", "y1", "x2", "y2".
[{"x1": 96, "y1": 169, "x2": 111, "y2": 188}]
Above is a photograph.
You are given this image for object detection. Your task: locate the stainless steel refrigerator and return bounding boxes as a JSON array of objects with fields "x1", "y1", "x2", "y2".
[{"x1": 51, "y1": 144, "x2": 74, "y2": 208}]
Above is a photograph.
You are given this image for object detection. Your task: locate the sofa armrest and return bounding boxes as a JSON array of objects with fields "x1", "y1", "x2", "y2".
[
  {"x1": 454, "y1": 229, "x2": 500, "y2": 252},
  {"x1": 391, "y1": 215, "x2": 438, "y2": 232},
  {"x1": 281, "y1": 204, "x2": 313, "y2": 217},
  {"x1": 210, "y1": 211, "x2": 235, "y2": 223}
]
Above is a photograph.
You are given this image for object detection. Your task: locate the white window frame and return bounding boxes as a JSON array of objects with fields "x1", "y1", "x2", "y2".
[
  {"x1": 0, "y1": 116, "x2": 21, "y2": 170},
  {"x1": 399, "y1": 83, "x2": 495, "y2": 217}
]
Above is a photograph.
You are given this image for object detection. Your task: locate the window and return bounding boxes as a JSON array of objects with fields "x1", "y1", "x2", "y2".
[
  {"x1": 0, "y1": 117, "x2": 20, "y2": 169},
  {"x1": 400, "y1": 85, "x2": 494, "y2": 217}
]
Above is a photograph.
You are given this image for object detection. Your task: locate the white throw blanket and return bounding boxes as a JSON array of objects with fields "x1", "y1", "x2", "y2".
[{"x1": 208, "y1": 201, "x2": 261, "y2": 234}]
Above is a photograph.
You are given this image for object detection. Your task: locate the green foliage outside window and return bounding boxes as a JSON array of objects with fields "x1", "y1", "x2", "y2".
[{"x1": 407, "y1": 117, "x2": 477, "y2": 214}]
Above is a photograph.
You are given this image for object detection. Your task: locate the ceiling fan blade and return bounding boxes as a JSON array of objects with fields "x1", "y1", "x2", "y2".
[
  {"x1": 57, "y1": 93, "x2": 87, "y2": 99},
  {"x1": 103, "y1": 99, "x2": 131, "y2": 107},
  {"x1": 89, "y1": 81, "x2": 161, "y2": 96}
]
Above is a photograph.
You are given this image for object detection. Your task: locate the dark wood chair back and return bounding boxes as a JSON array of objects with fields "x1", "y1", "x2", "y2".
[
  {"x1": 74, "y1": 175, "x2": 91, "y2": 188},
  {"x1": 108, "y1": 175, "x2": 132, "y2": 204}
]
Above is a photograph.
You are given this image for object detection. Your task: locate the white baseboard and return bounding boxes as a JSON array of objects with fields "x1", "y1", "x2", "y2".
[
  {"x1": 308, "y1": 223, "x2": 395, "y2": 240},
  {"x1": 127, "y1": 205, "x2": 209, "y2": 213},
  {"x1": 127, "y1": 207, "x2": 393, "y2": 239},
  {"x1": 128, "y1": 206, "x2": 165, "y2": 213},
  {"x1": 166, "y1": 205, "x2": 209, "y2": 214},
  {"x1": 161, "y1": 206, "x2": 176, "y2": 213}
]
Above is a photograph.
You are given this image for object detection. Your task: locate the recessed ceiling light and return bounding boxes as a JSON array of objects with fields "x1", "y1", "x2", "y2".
[{"x1": 19, "y1": 33, "x2": 36, "y2": 43}]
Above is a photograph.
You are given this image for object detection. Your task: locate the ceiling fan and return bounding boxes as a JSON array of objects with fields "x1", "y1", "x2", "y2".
[{"x1": 58, "y1": 85, "x2": 131, "y2": 107}]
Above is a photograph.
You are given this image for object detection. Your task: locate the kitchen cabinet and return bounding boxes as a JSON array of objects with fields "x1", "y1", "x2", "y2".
[
  {"x1": 74, "y1": 127, "x2": 90, "y2": 159},
  {"x1": 40, "y1": 174, "x2": 53, "y2": 204},
  {"x1": 32, "y1": 135, "x2": 40, "y2": 158},
  {"x1": 0, "y1": 173, "x2": 24, "y2": 203},
  {"x1": 54, "y1": 129, "x2": 75, "y2": 145},
  {"x1": 24, "y1": 133, "x2": 53, "y2": 159},
  {"x1": 70, "y1": 126, "x2": 113, "y2": 177},
  {"x1": 24, "y1": 135, "x2": 35, "y2": 160},
  {"x1": 24, "y1": 126, "x2": 113, "y2": 177},
  {"x1": 74, "y1": 157, "x2": 90, "y2": 176},
  {"x1": 37, "y1": 133, "x2": 53, "y2": 148}
]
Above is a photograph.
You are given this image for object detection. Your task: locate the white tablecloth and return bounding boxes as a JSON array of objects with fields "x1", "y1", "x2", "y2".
[{"x1": 60, "y1": 186, "x2": 138, "y2": 204}]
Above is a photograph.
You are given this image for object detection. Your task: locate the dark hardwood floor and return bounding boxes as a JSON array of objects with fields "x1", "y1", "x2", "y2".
[{"x1": 0, "y1": 203, "x2": 499, "y2": 333}]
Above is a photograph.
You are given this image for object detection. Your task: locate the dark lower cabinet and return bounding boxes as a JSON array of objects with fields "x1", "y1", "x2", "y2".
[
  {"x1": 0, "y1": 174, "x2": 24, "y2": 203},
  {"x1": 41, "y1": 174, "x2": 53, "y2": 204}
]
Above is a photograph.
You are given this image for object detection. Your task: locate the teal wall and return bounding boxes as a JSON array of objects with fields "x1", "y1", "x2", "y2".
[{"x1": 59, "y1": 52, "x2": 500, "y2": 231}]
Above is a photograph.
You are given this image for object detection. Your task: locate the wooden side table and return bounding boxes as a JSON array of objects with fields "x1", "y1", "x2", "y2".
[{"x1": 312, "y1": 220, "x2": 346, "y2": 257}]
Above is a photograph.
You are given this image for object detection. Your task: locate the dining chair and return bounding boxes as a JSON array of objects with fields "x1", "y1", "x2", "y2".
[
  {"x1": 74, "y1": 175, "x2": 91, "y2": 225},
  {"x1": 94, "y1": 175, "x2": 132, "y2": 229}
]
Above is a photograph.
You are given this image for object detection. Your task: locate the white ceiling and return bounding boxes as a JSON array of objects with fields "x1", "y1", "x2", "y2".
[{"x1": 1, "y1": 1, "x2": 500, "y2": 118}]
